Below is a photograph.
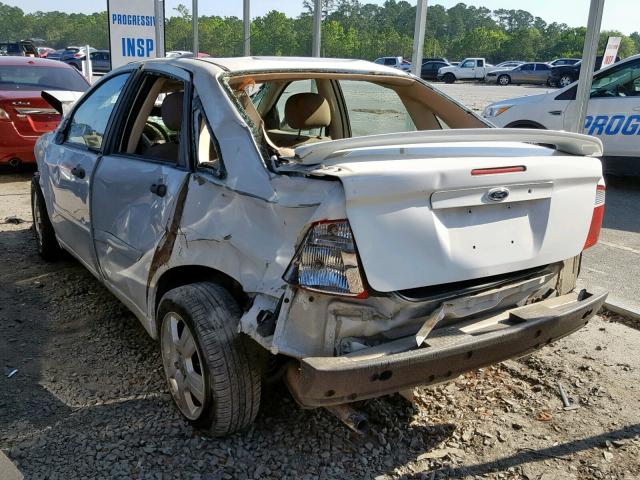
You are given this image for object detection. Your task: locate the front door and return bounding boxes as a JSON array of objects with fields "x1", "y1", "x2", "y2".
[
  {"x1": 564, "y1": 58, "x2": 640, "y2": 157},
  {"x1": 515, "y1": 64, "x2": 535, "y2": 84},
  {"x1": 46, "y1": 72, "x2": 131, "y2": 272},
  {"x1": 91, "y1": 65, "x2": 191, "y2": 314},
  {"x1": 458, "y1": 59, "x2": 476, "y2": 79}
]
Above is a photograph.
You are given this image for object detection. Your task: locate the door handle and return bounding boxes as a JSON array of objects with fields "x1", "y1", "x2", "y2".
[
  {"x1": 71, "y1": 165, "x2": 85, "y2": 179},
  {"x1": 150, "y1": 183, "x2": 167, "y2": 197},
  {"x1": 548, "y1": 110, "x2": 563, "y2": 116}
]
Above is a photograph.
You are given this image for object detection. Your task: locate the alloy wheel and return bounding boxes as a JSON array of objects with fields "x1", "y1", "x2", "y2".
[
  {"x1": 560, "y1": 75, "x2": 573, "y2": 87},
  {"x1": 161, "y1": 312, "x2": 206, "y2": 420}
]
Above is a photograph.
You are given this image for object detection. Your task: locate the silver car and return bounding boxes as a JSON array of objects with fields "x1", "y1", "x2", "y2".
[
  {"x1": 31, "y1": 56, "x2": 606, "y2": 436},
  {"x1": 485, "y1": 62, "x2": 552, "y2": 86}
]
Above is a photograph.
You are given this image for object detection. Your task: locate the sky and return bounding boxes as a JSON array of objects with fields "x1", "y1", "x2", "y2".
[{"x1": 5, "y1": 0, "x2": 638, "y2": 35}]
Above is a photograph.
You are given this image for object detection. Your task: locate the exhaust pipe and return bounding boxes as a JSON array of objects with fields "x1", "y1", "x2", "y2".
[
  {"x1": 326, "y1": 404, "x2": 369, "y2": 434},
  {"x1": 8, "y1": 158, "x2": 21, "y2": 168}
]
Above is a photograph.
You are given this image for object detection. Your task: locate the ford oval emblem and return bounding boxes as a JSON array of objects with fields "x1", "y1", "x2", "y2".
[{"x1": 488, "y1": 187, "x2": 510, "y2": 202}]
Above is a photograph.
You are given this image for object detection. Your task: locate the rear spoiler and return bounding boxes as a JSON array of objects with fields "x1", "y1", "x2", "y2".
[
  {"x1": 41, "y1": 90, "x2": 84, "y2": 116},
  {"x1": 294, "y1": 128, "x2": 603, "y2": 165}
]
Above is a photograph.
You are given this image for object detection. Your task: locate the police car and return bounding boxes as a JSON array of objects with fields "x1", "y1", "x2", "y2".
[{"x1": 484, "y1": 54, "x2": 640, "y2": 164}]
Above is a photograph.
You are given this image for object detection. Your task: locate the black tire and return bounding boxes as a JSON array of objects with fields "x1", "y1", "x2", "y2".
[
  {"x1": 443, "y1": 73, "x2": 456, "y2": 84},
  {"x1": 498, "y1": 74, "x2": 511, "y2": 86},
  {"x1": 158, "y1": 282, "x2": 261, "y2": 436},
  {"x1": 31, "y1": 175, "x2": 62, "y2": 261}
]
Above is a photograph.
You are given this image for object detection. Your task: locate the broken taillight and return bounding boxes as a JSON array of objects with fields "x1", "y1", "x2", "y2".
[
  {"x1": 284, "y1": 219, "x2": 368, "y2": 298},
  {"x1": 583, "y1": 183, "x2": 606, "y2": 250}
]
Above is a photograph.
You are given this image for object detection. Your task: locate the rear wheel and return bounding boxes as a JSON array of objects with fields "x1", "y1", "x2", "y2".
[
  {"x1": 498, "y1": 74, "x2": 511, "y2": 86},
  {"x1": 559, "y1": 75, "x2": 574, "y2": 88},
  {"x1": 443, "y1": 73, "x2": 456, "y2": 84},
  {"x1": 158, "y1": 282, "x2": 261, "y2": 436},
  {"x1": 31, "y1": 175, "x2": 62, "y2": 261}
]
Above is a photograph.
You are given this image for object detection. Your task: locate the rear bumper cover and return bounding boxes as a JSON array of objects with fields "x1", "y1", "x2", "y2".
[
  {"x1": 0, "y1": 122, "x2": 38, "y2": 164},
  {"x1": 286, "y1": 291, "x2": 607, "y2": 407}
]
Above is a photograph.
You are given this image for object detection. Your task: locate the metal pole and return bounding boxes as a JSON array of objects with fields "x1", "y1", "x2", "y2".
[
  {"x1": 243, "y1": 0, "x2": 250, "y2": 56},
  {"x1": 192, "y1": 0, "x2": 198, "y2": 57},
  {"x1": 312, "y1": 0, "x2": 322, "y2": 57},
  {"x1": 570, "y1": 0, "x2": 605, "y2": 133},
  {"x1": 83, "y1": 44, "x2": 93, "y2": 82},
  {"x1": 154, "y1": 0, "x2": 165, "y2": 58},
  {"x1": 411, "y1": 0, "x2": 427, "y2": 77}
]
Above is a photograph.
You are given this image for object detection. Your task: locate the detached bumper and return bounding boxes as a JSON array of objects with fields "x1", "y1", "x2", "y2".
[{"x1": 286, "y1": 291, "x2": 607, "y2": 407}]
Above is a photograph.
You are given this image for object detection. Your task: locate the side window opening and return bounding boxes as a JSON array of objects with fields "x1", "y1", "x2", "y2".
[
  {"x1": 591, "y1": 60, "x2": 640, "y2": 98},
  {"x1": 193, "y1": 105, "x2": 225, "y2": 179},
  {"x1": 117, "y1": 73, "x2": 187, "y2": 164}
]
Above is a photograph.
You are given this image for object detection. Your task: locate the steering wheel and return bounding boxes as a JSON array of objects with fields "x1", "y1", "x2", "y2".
[{"x1": 140, "y1": 121, "x2": 169, "y2": 150}]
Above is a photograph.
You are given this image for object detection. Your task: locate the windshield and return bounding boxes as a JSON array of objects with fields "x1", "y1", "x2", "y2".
[{"x1": 0, "y1": 66, "x2": 89, "y2": 92}]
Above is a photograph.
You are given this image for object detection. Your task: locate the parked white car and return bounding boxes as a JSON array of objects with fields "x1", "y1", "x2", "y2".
[
  {"x1": 484, "y1": 54, "x2": 640, "y2": 168},
  {"x1": 437, "y1": 58, "x2": 493, "y2": 83},
  {"x1": 33, "y1": 56, "x2": 607, "y2": 436},
  {"x1": 373, "y1": 56, "x2": 411, "y2": 71}
]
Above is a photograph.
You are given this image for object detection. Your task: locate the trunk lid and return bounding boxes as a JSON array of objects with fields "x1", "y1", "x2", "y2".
[
  {"x1": 299, "y1": 132, "x2": 603, "y2": 293},
  {"x1": 0, "y1": 90, "x2": 61, "y2": 136}
]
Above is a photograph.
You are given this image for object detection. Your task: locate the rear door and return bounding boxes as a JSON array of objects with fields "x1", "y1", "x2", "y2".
[
  {"x1": 534, "y1": 63, "x2": 551, "y2": 84},
  {"x1": 45, "y1": 72, "x2": 131, "y2": 272},
  {"x1": 91, "y1": 64, "x2": 191, "y2": 313}
]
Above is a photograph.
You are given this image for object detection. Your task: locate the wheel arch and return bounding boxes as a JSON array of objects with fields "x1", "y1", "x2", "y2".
[
  {"x1": 153, "y1": 265, "x2": 249, "y2": 329},
  {"x1": 504, "y1": 120, "x2": 547, "y2": 129}
]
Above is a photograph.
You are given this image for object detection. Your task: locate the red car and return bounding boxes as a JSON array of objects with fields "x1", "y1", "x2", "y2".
[{"x1": 0, "y1": 57, "x2": 89, "y2": 167}]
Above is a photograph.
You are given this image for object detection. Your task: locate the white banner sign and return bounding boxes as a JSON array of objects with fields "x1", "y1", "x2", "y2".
[
  {"x1": 601, "y1": 36, "x2": 622, "y2": 69},
  {"x1": 108, "y1": 0, "x2": 163, "y2": 69}
]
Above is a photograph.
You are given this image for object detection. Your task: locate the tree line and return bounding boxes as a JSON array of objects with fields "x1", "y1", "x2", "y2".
[{"x1": 1, "y1": 1, "x2": 639, "y2": 63}]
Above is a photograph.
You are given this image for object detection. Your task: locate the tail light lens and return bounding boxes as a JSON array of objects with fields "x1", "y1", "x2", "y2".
[
  {"x1": 584, "y1": 183, "x2": 605, "y2": 250},
  {"x1": 284, "y1": 220, "x2": 368, "y2": 298},
  {"x1": 74, "y1": 53, "x2": 84, "y2": 58}
]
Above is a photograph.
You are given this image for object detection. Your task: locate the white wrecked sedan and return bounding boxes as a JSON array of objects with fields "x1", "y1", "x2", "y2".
[{"x1": 32, "y1": 56, "x2": 608, "y2": 436}]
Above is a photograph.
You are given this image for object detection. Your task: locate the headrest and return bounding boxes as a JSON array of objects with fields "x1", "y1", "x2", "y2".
[
  {"x1": 284, "y1": 92, "x2": 330, "y2": 130},
  {"x1": 161, "y1": 91, "x2": 184, "y2": 131}
]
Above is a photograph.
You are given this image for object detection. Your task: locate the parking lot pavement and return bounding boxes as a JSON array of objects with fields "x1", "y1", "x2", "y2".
[
  {"x1": 434, "y1": 83, "x2": 550, "y2": 114},
  {"x1": 437, "y1": 82, "x2": 640, "y2": 312}
]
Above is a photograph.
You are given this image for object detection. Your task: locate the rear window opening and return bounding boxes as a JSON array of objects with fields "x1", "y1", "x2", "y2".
[
  {"x1": 0, "y1": 65, "x2": 89, "y2": 92},
  {"x1": 225, "y1": 72, "x2": 488, "y2": 160}
]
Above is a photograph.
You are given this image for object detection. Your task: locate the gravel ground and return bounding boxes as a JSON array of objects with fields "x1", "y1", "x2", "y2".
[{"x1": 1, "y1": 83, "x2": 639, "y2": 479}]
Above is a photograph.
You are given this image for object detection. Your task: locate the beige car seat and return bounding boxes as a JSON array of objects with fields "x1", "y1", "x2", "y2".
[
  {"x1": 267, "y1": 92, "x2": 331, "y2": 148},
  {"x1": 145, "y1": 91, "x2": 183, "y2": 161}
]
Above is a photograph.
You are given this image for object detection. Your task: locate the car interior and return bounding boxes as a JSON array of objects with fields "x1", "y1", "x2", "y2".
[
  {"x1": 117, "y1": 73, "x2": 222, "y2": 172},
  {"x1": 226, "y1": 73, "x2": 486, "y2": 158},
  {"x1": 119, "y1": 76, "x2": 187, "y2": 162}
]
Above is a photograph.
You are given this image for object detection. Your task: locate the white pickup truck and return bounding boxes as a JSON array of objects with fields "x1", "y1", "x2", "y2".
[
  {"x1": 33, "y1": 56, "x2": 607, "y2": 436},
  {"x1": 438, "y1": 58, "x2": 491, "y2": 83}
]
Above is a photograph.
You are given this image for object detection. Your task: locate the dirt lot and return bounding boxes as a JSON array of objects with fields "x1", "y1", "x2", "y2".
[
  {"x1": 1, "y1": 82, "x2": 640, "y2": 479},
  {"x1": 2, "y1": 170, "x2": 640, "y2": 480}
]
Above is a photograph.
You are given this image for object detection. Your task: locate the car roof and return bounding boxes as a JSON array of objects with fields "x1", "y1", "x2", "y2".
[
  {"x1": 193, "y1": 56, "x2": 407, "y2": 76},
  {"x1": 0, "y1": 56, "x2": 75, "y2": 68}
]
